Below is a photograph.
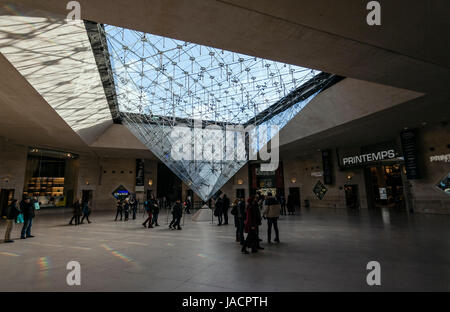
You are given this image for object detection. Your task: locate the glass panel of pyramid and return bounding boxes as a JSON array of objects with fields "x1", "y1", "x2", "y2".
[{"x1": 103, "y1": 24, "x2": 332, "y2": 201}]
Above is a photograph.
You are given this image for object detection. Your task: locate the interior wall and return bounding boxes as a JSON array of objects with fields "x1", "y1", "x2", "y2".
[
  {"x1": 94, "y1": 158, "x2": 136, "y2": 211},
  {"x1": 76, "y1": 154, "x2": 100, "y2": 208},
  {"x1": 410, "y1": 124, "x2": 450, "y2": 214},
  {"x1": 218, "y1": 164, "x2": 249, "y2": 203},
  {"x1": 0, "y1": 139, "x2": 27, "y2": 200},
  {"x1": 283, "y1": 150, "x2": 368, "y2": 209}
]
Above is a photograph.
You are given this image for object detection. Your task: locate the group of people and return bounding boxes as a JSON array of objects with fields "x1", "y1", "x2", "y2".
[
  {"x1": 144, "y1": 196, "x2": 193, "y2": 230},
  {"x1": 229, "y1": 192, "x2": 281, "y2": 254},
  {"x1": 69, "y1": 198, "x2": 92, "y2": 225},
  {"x1": 114, "y1": 196, "x2": 138, "y2": 222},
  {"x1": 3, "y1": 196, "x2": 38, "y2": 243},
  {"x1": 213, "y1": 193, "x2": 231, "y2": 225},
  {"x1": 142, "y1": 195, "x2": 161, "y2": 228},
  {"x1": 279, "y1": 194, "x2": 296, "y2": 215}
]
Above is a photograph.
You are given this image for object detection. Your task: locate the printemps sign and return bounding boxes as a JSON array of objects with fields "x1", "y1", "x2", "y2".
[{"x1": 340, "y1": 149, "x2": 397, "y2": 168}]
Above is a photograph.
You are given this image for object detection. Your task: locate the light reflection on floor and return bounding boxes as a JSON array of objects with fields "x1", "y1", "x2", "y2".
[{"x1": 0, "y1": 208, "x2": 448, "y2": 291}]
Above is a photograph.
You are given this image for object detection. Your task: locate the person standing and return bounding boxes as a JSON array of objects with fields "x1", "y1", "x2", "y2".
[
  {"x1": 130, "y1": 195, "x2": 137, "y2": 220},
  {"x1": 232, "y1": 199, "x2": 245, "y2": 243},
  {"x1": 287, "y1": 193, "x2": 295, "y2": 215},
  {"x1": 123, "y1": 198, "x2": 130, "y2": 221},
  {"x1": 4, "y1": 199, "x2": 20, "y2": 243},
  {"x1": 222, "y1": 194, "x2": 230, "y2": 225},
  {"x1": 214, "y1": 196, "x2": 223, "y2": 226},
  {"x1": 237, "y1": 197, "x2": 246, "y2": 245},
  {"x1": 263, "y1": 192, "x2": 281, "y2": 243},
  {"x1": 80, "y1": 200, "x2": 92, "y2": 224},
  {"x1": 114, "y1": 198, "x2": 123, "y2": 221},
  {"x1": 280, "y1": 195, "x2": 286, "y2": 216},
  {"x1": 20, "y1": 197, "x2": 35, "y2": 239},
  {"x1": 69, "y1": 199, "x2": 82, "y2": 226},
  {"x1": 241, "y1": 196, "x2": 259, "y2": 254}
]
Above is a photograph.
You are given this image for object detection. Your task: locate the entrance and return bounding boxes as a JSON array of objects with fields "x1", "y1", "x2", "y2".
[
  {"x1": 288, "y1": 187, "x2": 301, "y2": 210},
  {"x1": 344, "y1": 184, "x2": 360, "y2": 209},
  {"x1": 157, "y1": 162, "x2": 182, "y2": 203},
  {"x1": 82, "y1": 190, "x2": 93, "y2": 204},
  {"x1": 0, "y1": 189, "x2": 14, "y2": 218},
  {"x1": 23, "y1": 148, "x2": 79, "y2": 209},
  {"x1": 236, "y1": 188, "x2": 245, "y2": 199},
  {"x1": 365, "y1": 164, "x2": 406, "y2": 210}
]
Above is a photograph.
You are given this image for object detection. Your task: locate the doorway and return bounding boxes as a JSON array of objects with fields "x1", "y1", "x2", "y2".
[
  {"x1": 344, "y1": 184, "x2": 360, "y2": 209},
  {"x1": 236, "y1": 188, "x2": 245, "y2": 199},
  {"x1": 0, "y1": 189, "x2": 14, "y2": 218},
  {"x1": 288, "y1": 187, "x2": 301, "y2": 209},
  {"x1": 157, "y1": 162, "x2": 182, "y2": 203},
  {"x1": 366, "y1": 164, "x2": 406, "y2": 210},
  {"x1": 82, "y1": 190, "x2": 93, "y2": 204}
]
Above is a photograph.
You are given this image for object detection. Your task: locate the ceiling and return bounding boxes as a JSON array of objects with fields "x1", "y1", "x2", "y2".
[{"x1": 0, "y1": 0, "x2": 448, "y2": 160}]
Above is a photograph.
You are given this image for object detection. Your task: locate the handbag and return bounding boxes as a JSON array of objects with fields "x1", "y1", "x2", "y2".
[
  {"x1": 34, "y1": 202, "x2": 40, "y2": 210},
  {"x1": 16, "y1": 213, "x2": 24, "y2": 224}
]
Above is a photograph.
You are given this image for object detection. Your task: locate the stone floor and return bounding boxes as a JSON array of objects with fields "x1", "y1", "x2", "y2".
[{"x1": 0, "y1": 207, "x2": 448, "y2": 291}]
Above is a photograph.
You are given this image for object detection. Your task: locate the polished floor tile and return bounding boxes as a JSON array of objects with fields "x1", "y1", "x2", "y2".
[{"x1": 0, "y1": 207, "x2": 449, "y2": 291}]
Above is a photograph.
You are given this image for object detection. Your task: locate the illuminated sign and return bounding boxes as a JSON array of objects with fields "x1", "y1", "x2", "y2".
[
  {"x1": 341, "y1": 150, "x2": 396, "y2": 167},
  {"x1": 112, "y1": 185, "x2": 130, "y2": 199}
]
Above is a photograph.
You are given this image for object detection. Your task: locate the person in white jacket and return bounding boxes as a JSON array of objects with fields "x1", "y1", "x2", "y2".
[{"x1": 262, "y1": 193, "x2": 281, "y2": 243}]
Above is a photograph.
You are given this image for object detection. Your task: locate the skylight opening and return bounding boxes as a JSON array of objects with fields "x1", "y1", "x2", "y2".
[{"x1": 103, "y1": 24, "x2": 321, "y2": 125}]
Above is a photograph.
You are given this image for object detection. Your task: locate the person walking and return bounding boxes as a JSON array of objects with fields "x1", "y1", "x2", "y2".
[
  {"x1": 222, "y1": 194, "x2": 230, "y2": 225},
  {"x1": 263, "y1": 192, "x2": 281, "y2": 243},
  {"x1": 143, "y1": 195, "x2": 156, "y2": 228},
  {"x1": 169, "y1": 199, "x2": 182, "y2": 230},
  {"x1": 80, "y1": 200, "x2": 92, "y2": 224},
  {"x1": 214, "y1": 196, "x2": 223, "y2": 226},
  {"x1": 20, "y1": 197, "x2": 35, "y2": 239},
  {"x1": 4, "y1": 199, "x2": 20, "y2": 243},
  {"x1": 151, "y1": 197, "x2": 160, "y2": 227},
  {"x1": 114, "y1": 198, "x2": 123, "y2": 221},
  {"x1": 184, "y1": 196, "x2": 192, "y2": 214},
  {"x1": 69, "y1": 199, "x2": 82, "y2": 226}
]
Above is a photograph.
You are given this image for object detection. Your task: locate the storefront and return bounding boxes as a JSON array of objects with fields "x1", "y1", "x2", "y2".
[
  {"x1": 22, "y1": 148, "x2": 79, "y2": 208},
  {"x1": 249, "y1": 162, "x2": 285, "y2": 197},
  {"x1": 338, "y1": 141, "x2": 410, "y2": 210}
]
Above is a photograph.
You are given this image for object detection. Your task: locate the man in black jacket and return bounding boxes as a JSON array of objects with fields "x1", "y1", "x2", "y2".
[
  {"x1": 237, "y1": 198, "x2": 246, "y2": 245},
  {"x1": 222, "y1": 194, "x2": 230, "y2": 225},
  {"x1": 151, "y1": 197, "x2": 160, "y2": 227},
  {"x1": 20, "y1": 197, "x2": 35, "y2": 239},
  {"x1": 215, "y1": 196, "x2": 223, "y2": 226},
  {"x1": 4, "y1": 199, "x2": 20, "y2": 243},
  {"x1": 169, "y1": 199, "x2": 183, "y2": 230}
]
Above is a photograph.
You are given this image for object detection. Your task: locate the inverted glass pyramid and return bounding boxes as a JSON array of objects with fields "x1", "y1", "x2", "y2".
[{"x1": 103, "y1": 24, "x2": 335, "y2": 201}]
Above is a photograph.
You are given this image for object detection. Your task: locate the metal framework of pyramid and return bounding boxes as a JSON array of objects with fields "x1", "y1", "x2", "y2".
[{"x1": 88, "y1": 23, "x2": 342, "y2": 201}]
